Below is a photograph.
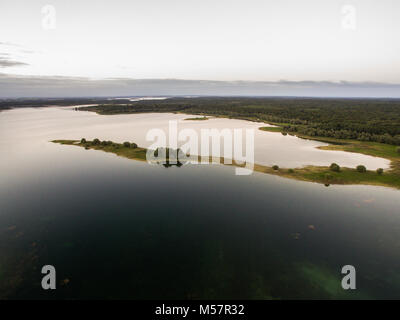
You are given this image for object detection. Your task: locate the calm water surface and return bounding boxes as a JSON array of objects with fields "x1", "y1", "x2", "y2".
[{"x1": 0, "y1": 107, "x2": 399, "y2": 299}]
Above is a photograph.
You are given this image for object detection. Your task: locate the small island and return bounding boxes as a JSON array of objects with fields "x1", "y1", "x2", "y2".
[
  {"x1": 53, "y1": 138, "x2": 148, "y2": 162},
  {"x1": 53, "y1": 138, "x2": 400, "y2": 189},
  {"x1": 184, "y1": 116, "x2": 209, "y2": 121}
]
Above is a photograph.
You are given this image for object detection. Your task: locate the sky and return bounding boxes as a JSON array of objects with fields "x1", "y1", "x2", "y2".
[{"x1": 1, "y1": 0, "x2": 400, "y2": 97}]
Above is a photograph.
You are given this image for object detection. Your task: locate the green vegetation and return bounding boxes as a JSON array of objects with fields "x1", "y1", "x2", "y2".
[
  {"x1": 253, "y1": 163, "x2": 400, "y2": 190},
  {"x1": 53, "y1": 138, "x2": 400, "y2": 190},
  {"x1": 330, "y1": 163, "x2": 340, "y2": 172},
  {"x1": 184, "y1": 116, "x2": 209, "y2": 121},
  {"x1": 79, "y1": 97, "x2": 400, "y2": 146},
  {"x1": 53, "y1": 139, "x2": 148, "y2": 162},
  {"x1": 101, "y1": 140, "x2": 111, "y2": 146},
  {"x1": 297, "y1": 263, "x2": 368, "y2": 299},
  {"x1": 259, "y1": 126, "x2": 283, "y2": 133},
  {"x1": 376, "y1": 168, "x2": 384, "y2": 175},
  {"x1": 397, "y1": 147, "x2": 400, "y2": 154},
  {"x1": 357, "y1": 165, "x2": 367, "y2": 173}
]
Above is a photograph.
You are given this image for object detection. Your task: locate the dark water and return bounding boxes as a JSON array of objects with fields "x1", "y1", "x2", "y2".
[
  {"x1": 1, "y1": 109, "x2": 400, "y2": 299},
  {"x1": 1, "y1": 145, "x2": 400, "y2": 299}
]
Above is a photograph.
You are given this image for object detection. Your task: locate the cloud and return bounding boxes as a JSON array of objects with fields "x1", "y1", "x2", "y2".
[
  {"x1": 0, "y1": 42, "x2": 31, "y2": 68},
  {"x1": 0, "y1": 58, "x2": 28, "y2": 68},
  {"x1": 1, "y1": 73, "x2": 400, "y2": 98}
]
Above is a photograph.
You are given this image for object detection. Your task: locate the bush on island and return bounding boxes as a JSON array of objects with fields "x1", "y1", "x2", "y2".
[
  {"x1": 356, "y1": 165, "x2": 367, "y2": 173},
  {"x1": 330, "y1": 163, "x2": 340, "y2": 172},
  {"x1": 93, "y1": 138, "x2": 100, "y2": 145},
  {"x1": 272, "y1": 165, "x2": 279, "y2": 170},
  {"x1": 376, "y1": 168, "x2": 384, "y2": 175},
  {"x1": 80, "y1": 138, "x2": 86, "y2": 144},
  {"x1": 123, "y1": 141, "x2": 131, "y2": 147}
]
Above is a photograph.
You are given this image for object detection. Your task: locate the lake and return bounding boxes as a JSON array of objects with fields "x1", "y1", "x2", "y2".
[{"x1": 0, "y1": 107, "x2": 399, "y2": 299}]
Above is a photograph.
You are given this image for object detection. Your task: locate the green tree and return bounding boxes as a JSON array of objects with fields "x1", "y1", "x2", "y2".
[
  {"x1": 80, "y1": 138, "x2": 86, "y2": 144},
  {"x1": 123, "y1": 141, "x2": 131, "y2": 147},
  {"x1": 93, "y1": 138, "x2": 100, "y2": 145},
  {"x1": 356, "y1": 165, "x2": 367, "y2": 173},
  {"x1": 131, "y1": 143, "x2": 138, "y2": 149},
  {"x1": 272, "y1": 165, "x2": 279, "y2": 170},
  {"x1": 330, "y1": 163, "x2": 340, "y2": 172},
  {"x1": 376, "y1": 168, "x2": 384, "y2": 175}
]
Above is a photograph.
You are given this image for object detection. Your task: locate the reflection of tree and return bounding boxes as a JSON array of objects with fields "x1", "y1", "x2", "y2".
[
  {"x1": 155, "y1": 147, "x2": 186, "y2": 168},
  {"x1": 162, "y1": 160, "x2": 183, "y2": 168}
]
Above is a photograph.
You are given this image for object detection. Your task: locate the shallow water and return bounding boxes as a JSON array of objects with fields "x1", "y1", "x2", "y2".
[
  {"x1": 0, "y1": 107, "x2": 390, "y2": 170},
  {"x1": 0, "y1": 107, "x2": 399, "y2": 299}
]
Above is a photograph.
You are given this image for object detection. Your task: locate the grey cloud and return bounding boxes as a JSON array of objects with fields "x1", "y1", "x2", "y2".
[
  {"x1": 0, "y1": 58, "x2": 29, "y2": 68},
  {"x1": 1, "y1": 73, "x2": 400, "y2": 98},
  {"x1": 0, "y1": 42, "x2": 34, "y2": 68}
]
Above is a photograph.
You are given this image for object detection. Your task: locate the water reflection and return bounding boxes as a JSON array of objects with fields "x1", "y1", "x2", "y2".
[{"x1": 0, "y1": 107, "x2": 399, "y2": 299}]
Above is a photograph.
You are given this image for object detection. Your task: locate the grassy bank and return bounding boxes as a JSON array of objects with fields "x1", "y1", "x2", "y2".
[
  {"x1": 259, "y1": 126, "x2": 400, "y2": 159},
  {"x1": 259, "y1": 126, "x2": 284, "y2": 133},
  {"x1": 258, "y1": 126, "x2": 400, "y2": 189},
  {"x1": 184, "y1": 116, "x2": 209, "y2": 121},
  {"x1": 253, "y1": 164, "x2": 400, "y2": 189},
  {"x1": 53, "y1": 139, "x2": 400, "y2": 190},
  {"x1": 53, "y1": 139, "x2": 148, "y2": 162}
]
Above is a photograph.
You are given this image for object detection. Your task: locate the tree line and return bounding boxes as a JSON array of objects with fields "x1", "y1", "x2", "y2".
[{"x1": 79, "y1": 97, "x2": 400, "y2": 146}]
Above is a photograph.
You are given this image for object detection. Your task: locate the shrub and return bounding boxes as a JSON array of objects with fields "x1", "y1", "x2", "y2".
[
  {"x1": 101, "y1": 140, "x2": 107, "y2": 146},
  {"x1": 376, "y1": 168, "x2": 384, "y2": 175},
  {"x1": 288, "y1": 168, "x2": 294, "y2": 173},
  {"x1": 80, "y1": 138, "x2": 86, "y2": 144},
  {"x1": 330, "y1": 163, "x2": 340, "y2": 172},
  {"x1": 356, "y1": 165, "x2": 367, "y2": 173},
  {"x1": 272, "y1": 165, "x2": 279, "y2": 170},
  {"x1": 397, "y1": 147, "x2": 400, "y2": 154},
  {"x1": 123, "y1": 141, "x2": 131, "y2": 147},
  {"x1": 131, "y1": 143, "x2": 138, "y2": 148},
  {"x1": 92, "y1": 138, "x2": 100, "y2": 145}
]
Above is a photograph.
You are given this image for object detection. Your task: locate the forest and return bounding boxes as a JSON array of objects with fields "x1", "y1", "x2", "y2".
[{"x1": 79, "y1": 97, "x2": 400, "y2": 146}]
